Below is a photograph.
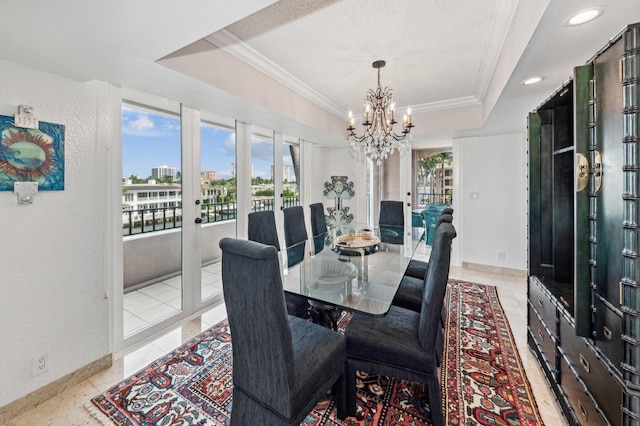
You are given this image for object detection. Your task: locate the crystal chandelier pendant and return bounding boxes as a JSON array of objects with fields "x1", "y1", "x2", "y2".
[{"x1": 347, "y1": 60, "x2": 414, "y2": 165}]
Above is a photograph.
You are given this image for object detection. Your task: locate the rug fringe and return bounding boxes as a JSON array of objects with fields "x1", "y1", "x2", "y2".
[{"x1": 83, "y1": 400, "x2": 114, "y2": 426}]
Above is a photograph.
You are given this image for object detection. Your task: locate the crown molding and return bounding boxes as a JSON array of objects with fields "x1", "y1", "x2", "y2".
[
  {"x1": 474, "y1": 0, "x2": 519, "y2": 101},
  {"x1": 411, "y1": 96, "x2": 481, "y2": 113},
  {"x1": 205, "y1": 29, "x2": 345, "y2": 119},
  {"x1": 206, "y1": 29, "x2": 483, "y2": 121}
]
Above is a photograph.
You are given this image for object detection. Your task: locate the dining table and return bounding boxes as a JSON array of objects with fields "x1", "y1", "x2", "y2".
[{"x1": 280, "y1": 222, "x2": 423, "y2": 320}]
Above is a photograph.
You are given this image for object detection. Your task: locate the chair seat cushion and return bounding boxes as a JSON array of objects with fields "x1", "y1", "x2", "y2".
[
  {"x1": 288, "y1": 316, "x2": 346, "y2": 417},
  {"x1": 391, "y1": 275, "x2": 424, "y2": 313},
  {"x1": 404, "y1": 259, "x2": 428, "y2": 280},
  {"x1": 345, "y1": 306, "x2": 435, "y2": 375}
]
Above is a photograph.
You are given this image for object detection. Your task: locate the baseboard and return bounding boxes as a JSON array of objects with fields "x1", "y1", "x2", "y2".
[
  {"x1": 461, "y1": 262, "x2": 527, "y2": 278},
  {"x1": 0, "y1": 354, "x2": 112, "y2": 424}
]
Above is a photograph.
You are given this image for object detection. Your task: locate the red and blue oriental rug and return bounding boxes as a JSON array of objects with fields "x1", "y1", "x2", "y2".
[{"x1": 86, "y1": 279, "x2": 543, "y2": 425}]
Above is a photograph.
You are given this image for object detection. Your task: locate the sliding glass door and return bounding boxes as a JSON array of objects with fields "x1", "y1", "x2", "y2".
[
  {"x1": 117, "y1": 92, "x2": 236, "y2": 351},
  {"x1": 121, "y1": 100, "x2": 184, "y2": 339},
  {"x1": 199, "y1": 112, "x2": 236, "y2": 304},
  {"x1": 116, "y1": 91, "x2": 304, "y2": 352}
]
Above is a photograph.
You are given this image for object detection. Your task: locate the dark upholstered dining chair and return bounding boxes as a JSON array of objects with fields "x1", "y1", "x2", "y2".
[
  {"x1": 283, "y1": 206, "x2": 308, "y2": 267},
  {"x1": 402, "y1": 213, "x2": 454, "y2": 283},
  {"x1": 219, "y1": 238, "x2": 347, "y2": 425},
  {"x1": 344, "y1": 223, "x2": 456, "y2": 426},
  {"x1": 248, "y1": 210, "x2": 281, "y2": 250},
  {"x1": 441, "y1": 206, "x2": 454, "y2": 216},
  {"x1": 394, "y1": 214, "x2": 456, "y2": 367},
  {"x1": 309, "y1": 202, "x2": 328, "y2": 255},
  {"x1": 248, "y1": 210, "x2": 309, "y2": 319},
  {"x1": 379, "y1": 200, "x2": 404, "y2": 244},
  {"x1": 379, "y1": 200, "x2": 405, "y2": 226}
]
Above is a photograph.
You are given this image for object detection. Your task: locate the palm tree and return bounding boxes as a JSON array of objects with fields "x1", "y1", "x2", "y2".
[
  {"x1": 289, "y1": 145, "x2": 300, "y2": 185},
  {"x1": 417, "y1": 151, "x2": 452, "y2": 204}
]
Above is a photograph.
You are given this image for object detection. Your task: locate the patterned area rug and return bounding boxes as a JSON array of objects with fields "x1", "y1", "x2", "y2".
[
  {"x1": 443, "y1": 279, "x2": 542, "y2": 425},
  {"x1": 86, "y1": 280, "x2": 543, "y2": 425}
]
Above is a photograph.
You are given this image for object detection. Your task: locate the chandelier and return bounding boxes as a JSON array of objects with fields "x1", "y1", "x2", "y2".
[{"x1": 347, "y1": 60, "x2": 414, "y2": 166}]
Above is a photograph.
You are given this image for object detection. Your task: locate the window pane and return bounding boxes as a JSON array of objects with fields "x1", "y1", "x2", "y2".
[
  {"x1": 251, "y1": 127, "x2": 274, "y2": 212},
  {"x1": 283, "y1": 138, "x2": 300, "y2": 208},
  {"x1": 122, "y1": 100, "x2": 182, "y2": 337},
  {"x1": 200, "y1": 114, "x2": 236, "y2": 302}
]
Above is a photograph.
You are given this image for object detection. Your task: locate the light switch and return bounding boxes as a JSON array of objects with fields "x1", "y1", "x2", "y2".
[{"x1": 469, "y1": 192, "x2": 480, "y2": 200}]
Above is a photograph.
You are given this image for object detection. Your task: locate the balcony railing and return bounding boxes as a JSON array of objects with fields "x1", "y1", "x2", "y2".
[
  {"x1": 417, "y1": 191, "x2": 453, "y2": 207},
  {"x1": 122, "y1": 207, "x2": 183, "y2": 236},
  {"x1": 123, "y1": 196, "x2": 300, "y2": 236}
]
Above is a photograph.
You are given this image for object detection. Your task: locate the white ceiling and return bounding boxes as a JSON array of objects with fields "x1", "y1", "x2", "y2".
[
  {"x1": 215, "y1": 0, "x2": 513, "y2": 114},
  {"x1": 1, "y1": 0, "x2": 640, "y2": 148}
]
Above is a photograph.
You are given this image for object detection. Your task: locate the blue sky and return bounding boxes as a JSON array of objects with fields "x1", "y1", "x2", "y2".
[{"x1": 122, "y1": 106, "x2": 291, "y2": 180}]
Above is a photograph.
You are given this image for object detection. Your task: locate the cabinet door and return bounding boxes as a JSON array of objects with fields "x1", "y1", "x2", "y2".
[
  {"x1": 574, "y1": 63, "x2": 593, "y2": 337},
  {"x1": 529, "y1": 110, "x2": 554, "y2": 278},
  {"x1": 594, "y1": 39, "x2": 624, "y2": 310}
]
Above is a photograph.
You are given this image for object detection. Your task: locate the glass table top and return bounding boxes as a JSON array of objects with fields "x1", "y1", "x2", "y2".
[{"x1": 281, "y1": 223, "x2": 422, "y2": 316}]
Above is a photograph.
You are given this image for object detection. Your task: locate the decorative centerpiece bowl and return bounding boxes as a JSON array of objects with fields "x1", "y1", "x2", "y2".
[{"x1": 304, "y1": 260, "x2": 358, "y2": 302}]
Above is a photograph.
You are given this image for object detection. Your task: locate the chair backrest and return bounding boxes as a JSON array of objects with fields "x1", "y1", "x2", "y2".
[
  {"x1": 309, "y1": 202, "x2": 327, "y2": 254},
  {"x1": 219, "y1": 238, "x2": 294, "y2": 397},
  {"x1": 436, "y1": 214, "x2": 453, "y2": 227},
  {"x1": 441, "y1": 206, "x2": 454, "y2": 216},
  {"x1": 248, "y1": 210, "x2": 280, "y2": 251},
  {"x1": 379, "y1": 200, "x2": 404, "y2": 226},
  {"x1": 283, "y1": 206, "x2": 308, "y2": 266},
  {"x1": 418, "y1": 222, "x2": 456, "y2": 351}
]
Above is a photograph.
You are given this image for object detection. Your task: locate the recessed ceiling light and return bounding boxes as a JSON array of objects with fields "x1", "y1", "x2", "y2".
[
  {"x1": 564, "y1": 8, "x2": 604, "y2": 27},
  {"x1": 522, "y1": 77, "x2": 543, "y2": 85}
]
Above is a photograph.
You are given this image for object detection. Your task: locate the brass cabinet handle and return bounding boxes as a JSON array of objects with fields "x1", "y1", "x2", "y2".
[
  {"x1": 537, "y1": 328, "x2": 544, "y2": 341},
  {"x1": 578, "y1": 399, "x2": 588, "y2": 421},
  {"x1": 603, "y1": 326, "x2": 612, "y2": 340},
  {"x1": 537, "y1": 299, "x2": 543, "y2": 309},
  {"x1": 579, "y1": 353, "x2": 590, "y2": 373},
  {"x1": 576, "y1": 153, "x2": 589, "y2": 192},
  {"x1": 594, "y1": 150, "x2": 602, "y2": 192},
  {"x1": 620, "y1": 281, "x2": 624, "y2": 305},
  {"x1": 559, "y1": 296, "x2": 569, "y2": 308}
]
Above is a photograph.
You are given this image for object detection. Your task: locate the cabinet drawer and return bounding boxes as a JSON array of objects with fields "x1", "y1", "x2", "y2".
[
  {"x1": 529, "y1": 277, "x2": 557, "y2": 333},
  {"x1": 528, "y1": 304, "x2": 556, "y2": 369},
  {"x1": 560, "y1": 315, "x2": 623, "y2": 426},
  {"x1": 594, "y1": 297, "x2": 623, "y2": 374},
  {"x1": 559, "y1": 354, "x2": 606, "y2": 426}
]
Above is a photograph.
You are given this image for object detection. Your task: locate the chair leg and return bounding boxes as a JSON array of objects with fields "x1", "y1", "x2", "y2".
[
  {"x1": 333, "y1": 372, "x2": 348, "y2": 420},
  {"x1": 427, "y1": 379, "x2": 444, "y2": 426},
  {"x1": 346, "y1": 361, "x2": 358, "y2": 417}
]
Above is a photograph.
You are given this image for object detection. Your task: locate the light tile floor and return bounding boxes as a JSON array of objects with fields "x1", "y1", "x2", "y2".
[
  {"x1": 123, "y1": 262, "x2": 223, "y2": 336},
  {"x1": 6, "y1": 245, "x2": 567, "y2": 425}
]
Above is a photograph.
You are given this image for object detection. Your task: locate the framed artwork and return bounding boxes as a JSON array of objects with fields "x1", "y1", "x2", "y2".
[{"x1": 0, "y1": 114, "x2": 65, "y2": 191}]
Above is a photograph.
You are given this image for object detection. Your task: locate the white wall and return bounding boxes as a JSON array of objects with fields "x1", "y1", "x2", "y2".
[
  {"x1": 0, "y1": 60, "x2": 113, "y2": 406},
  {"x1": 453, "y1": 133, "x2": 527, "y2": 271},
  {"x1": 313, "y1": 136, "x2": 528, "y2": 273},
  {"x1": 310, "y1": 146, "x2": 366, "y2": 221}
]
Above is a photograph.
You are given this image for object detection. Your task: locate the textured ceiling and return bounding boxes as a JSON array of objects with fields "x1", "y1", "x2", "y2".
[{"x1": 210, "y1": 0, "x2": 511, "y2": 116}]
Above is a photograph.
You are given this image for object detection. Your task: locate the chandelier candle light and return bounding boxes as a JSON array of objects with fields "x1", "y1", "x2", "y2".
[{"x1": 347, "y1": 60, "x2": 414, "y2": 166}]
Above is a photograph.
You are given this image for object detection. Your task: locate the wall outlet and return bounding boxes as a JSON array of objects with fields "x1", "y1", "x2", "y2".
[
  {"x1": 498, "y1": 252, "x2": 506, "y2": 261},
  {"x1": 33, "y1": 352, "x2": 49, "y2": 376}
]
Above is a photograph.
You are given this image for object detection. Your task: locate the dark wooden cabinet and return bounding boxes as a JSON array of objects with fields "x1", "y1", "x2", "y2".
[{"x1": 528, "y1": 23, "x2": 640, "y2": 425}]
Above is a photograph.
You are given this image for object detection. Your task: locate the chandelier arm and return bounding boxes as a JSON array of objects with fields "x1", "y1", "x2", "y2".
[{"x1": 346, "y1": 60, "x2": 414, "y2": 164}]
